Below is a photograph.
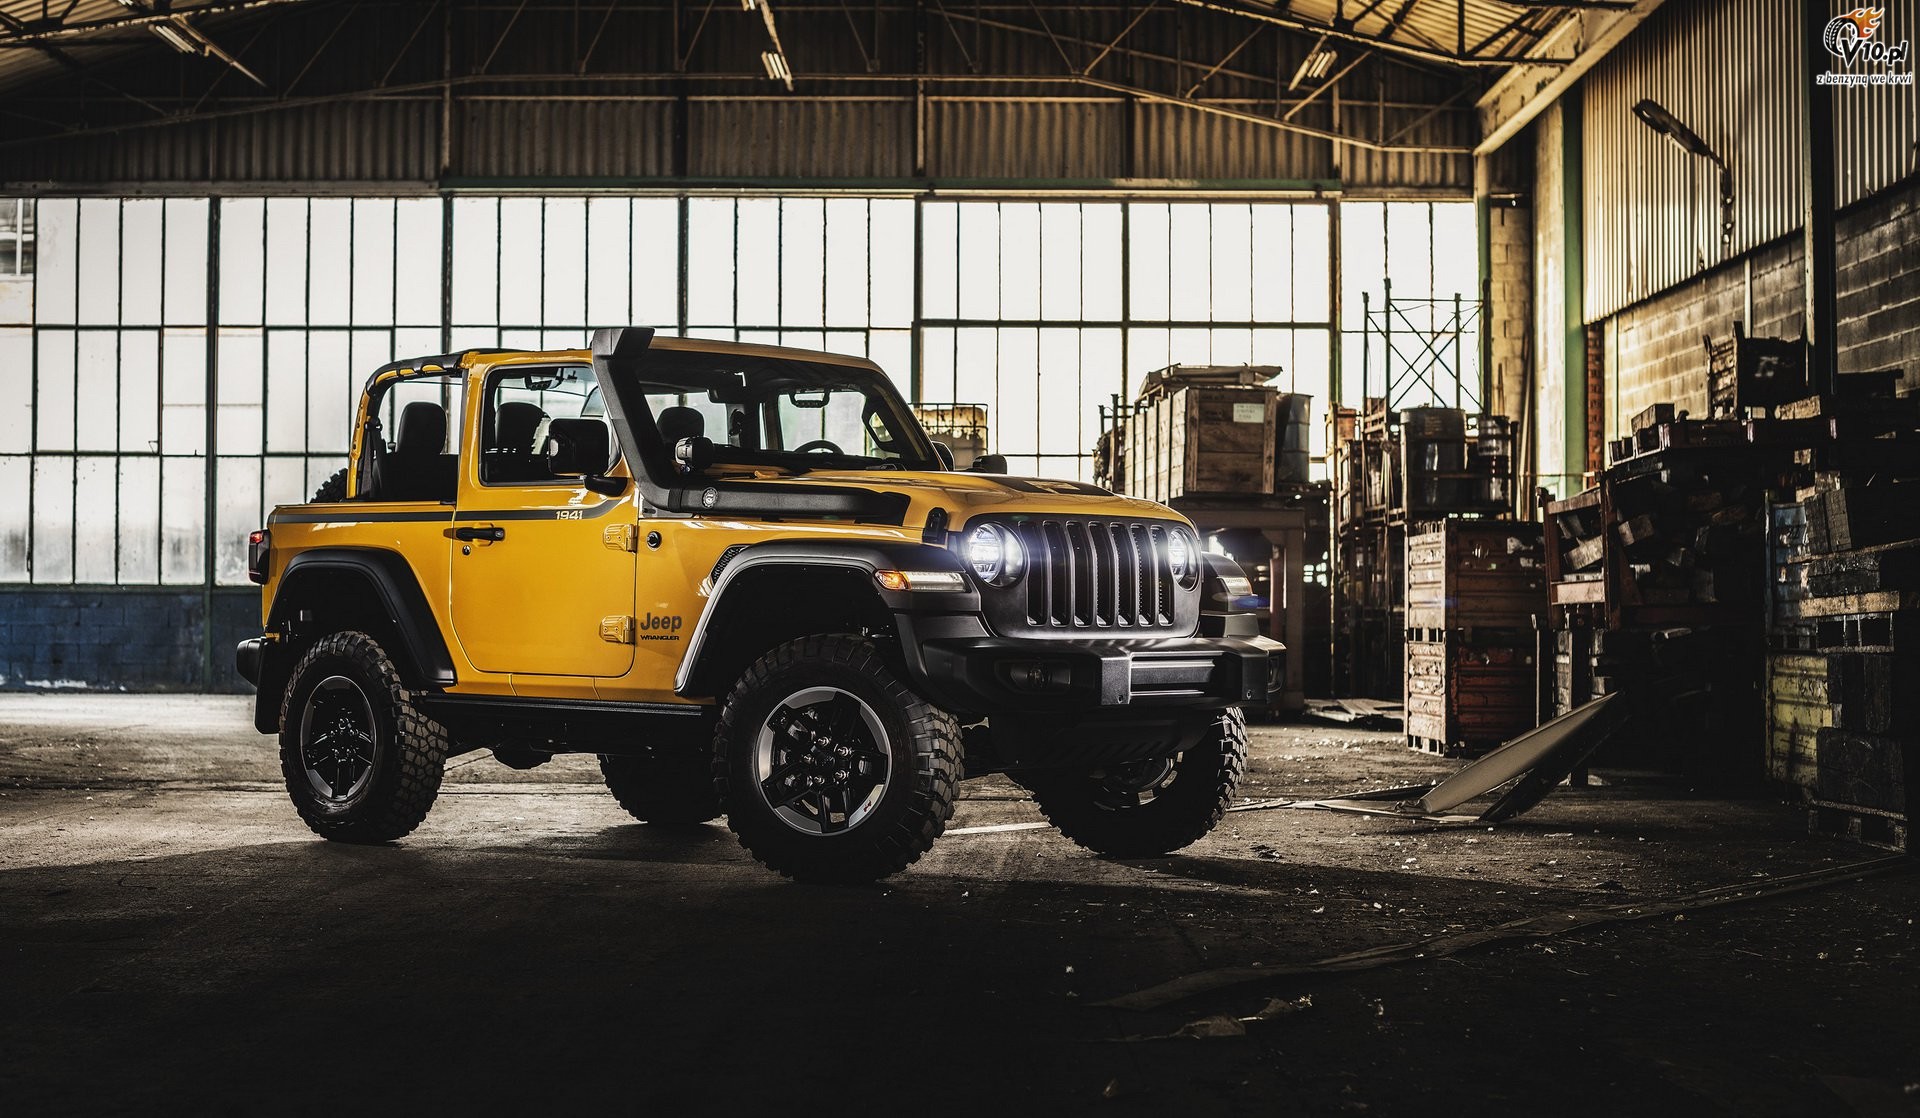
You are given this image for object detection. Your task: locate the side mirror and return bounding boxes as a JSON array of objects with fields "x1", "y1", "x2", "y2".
[
  {"x1": 543, "y1": 419, "x2": 626, "y2": 495},
  {"x1": 970, "y1": 453, "x2": 1008, "y2": 474},
  {"x1": 931, "y1": 442, "x2": 956, "y2": 471}
]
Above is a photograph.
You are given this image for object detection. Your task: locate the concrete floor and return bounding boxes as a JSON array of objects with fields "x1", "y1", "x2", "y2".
[{"x1": 1, "y1": 695, "x2": 1915, "y2": 1116}]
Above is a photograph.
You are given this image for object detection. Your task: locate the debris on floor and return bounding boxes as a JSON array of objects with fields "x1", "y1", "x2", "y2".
[
  {"x1": 1106, "y1": 996, "x2": 1314, "y2": 1042},
  {"x1": 1244, "y1": 694, "x2": 1625, "y2": 825},
  {"x1": 1097, "y1": 854, "x2": 1910, "y2": 1011},
  {"x1": 1304, "y1": 698, "x2": 1405, "y2": 730}
]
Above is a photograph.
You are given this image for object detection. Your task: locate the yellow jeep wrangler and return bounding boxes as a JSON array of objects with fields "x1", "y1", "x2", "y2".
[{"x1": 238, "y1": 328, "x2": 1279, "y2": 882}]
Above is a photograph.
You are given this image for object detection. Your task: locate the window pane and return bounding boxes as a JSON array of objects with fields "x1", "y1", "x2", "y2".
[
  {"x1": 265, "y1": 329, "x2": 308, "y2": 453},
  {"x1": 264, "y1": 199, "x2": 309, "y2": 327},
  {"x1": 119, "y1": 331, "x2": 160, "y2": 454},
  {"x1": 686, "y1": 199, "x2": 735, "y2": 326},
  {"x1": 216, "y1": 330, "x2": 263, "y2": 455},
  {"x1": 998, "y1": 204, "x2": 1040, "y2": 321},
  {"x1": 351, "y1": 200, "x2": 398, "y2": 327},
  {"x1": 779, "y1": 199, "x2": 825, "y2": 328},
  {"x1": 77, "y1": 199, "x2": 122, "y2": 326},
  {"x1": 586, "y1": 198, "x2": 632, "y2": 327},
  {"x1": 1127, "y1": 203, "x2": 1169, "y2": 321},
  {"x1": 1038, "y1": 205, "x2": 1082, "y2": 321},
  {"x1": 919, "y1": 203, "x2": 957, "y2": 320},
  {"x1": 0, "y1": 456, "x2": 28, "y2": 579},
  {"x1": 0, "y1": 328, "x2": 30, "y2": 453},
  {"x1": 36, "y1": 330, "x2": 75, "y2": 452},
  {"x1": 308, "y1": 200, "x2": 352, "y2": 327},
  {"x1": 74, "y1": 455, "x2": 115, "y2": 582},
  {"x1": 35, "y1": 199, "x2": 79, "y2": 325},
  {"x1": 120, "y1": 200, "x2": 164, "y2": 326},
  {"x1": 1252, "y1": 205, "x2": 1294, "y2": 321},
  {"x1": 163, "y1": 200, "x2": 209, "y2": 327},
  {"x1": 31, "y1": 455, "x2": 73, "y2": 583},
  {"x1": 735, "y1": 199, "x2": 779, "y2": 327},
  {"x1": 393, "y1": 199, "x2": 444, "y2": 327},
  {"x1": 543, "y1": 198, "x2": 587, "y2": 328},
  {"x1": 498, "y1": 198, "x2": 544, "y2": 327},
  {"x1": 1168, "y1": 204, "x2": 1210, "y2": 322},
  {"x1": 1082, "y1": 204, "x2": 1123, "y2": 321},
  {"x1": 956, "y1": 203, "x2": 999, "y2": 321},
  {"x1": 161, "y1": 330, "x2": 208, "y2": 456},
  {"x1": 214, "y1": 456, "x2": 260, "y2": 585},
  {"x1": 824, "y1": 199, "x2": 870, "y2": 328},
  {"x1": 631, "y1": 198, "x2": 679, "y2": 327},
  {"x1": 219, "y1": 199, "x2": 265, "y2": 326},
  {"x1": 160, "y1": 455, "x2": 205, "y2": 585},
  {"x1": 869, "y1": 201, "x2": 914, "y2": 328}
]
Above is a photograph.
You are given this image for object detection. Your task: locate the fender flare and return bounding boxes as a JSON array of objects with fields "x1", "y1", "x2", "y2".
[
  {"x1": 673, "y1": 539, "x2": 979, "y2": 698},
  {"x1": 268, "y1": 548, "x2": 459, "y2": 690}
]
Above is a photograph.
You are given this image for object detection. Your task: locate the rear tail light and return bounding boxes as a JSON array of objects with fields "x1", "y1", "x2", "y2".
[{"x1": 247, "y1": 529, "x2": 270, "y2": 584}]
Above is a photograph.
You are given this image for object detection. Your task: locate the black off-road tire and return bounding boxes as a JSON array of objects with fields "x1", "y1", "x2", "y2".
[
  {"x1": 311, "y1": 467, "x2": 348, "y2": 502},
  {"x1": 715, "y1": 635, "x2": 961, "y2": 884},
  {"x1": 600, "y1": 740, "x2": 723, "y2": 825},
  {"x1": 1027, "y1": 707, "x2": 1247, "y2": 858},
  {"x1": 278, "y1": 631, "x2": 449, "y2": 843}
]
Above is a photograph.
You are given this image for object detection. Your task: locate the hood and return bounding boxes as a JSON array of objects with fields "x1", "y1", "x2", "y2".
[{"x1": 711, "y1": 468, "x2": 1187, "y2": 525}]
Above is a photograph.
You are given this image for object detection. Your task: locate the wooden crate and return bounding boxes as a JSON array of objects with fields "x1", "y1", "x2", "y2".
[
  {"x1": 1122, "y1": 384, "x2": 1307, "y2": 503},
  {"x1": 1405, "y1": 521, "x2": 1546, "y2": 631},
  {"x1": 1765, "y1": 652, "x2": 1829, "y2": 790},
  {"x1": 1405, "y1": 635, "x2": 1537, "y2": 755}
]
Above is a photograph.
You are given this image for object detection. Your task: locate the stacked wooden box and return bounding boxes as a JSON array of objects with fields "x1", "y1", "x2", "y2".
[
  {"x1": 1764, "y1": 498, "x2": 1828, "y2": 791},
  {"x1": 1794, "y1": 476, "x2": 1920, "y2": 851},
  {"x1": 1118, "y1": 366, "x2": 1309, "y2": 503},
  {"x1": 1404, "y1": 521, "x2": 1546, "y2": 756}
]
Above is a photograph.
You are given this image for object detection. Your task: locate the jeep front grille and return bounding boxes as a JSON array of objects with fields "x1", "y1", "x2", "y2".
[{"x1": 1013, "y1": 520, "x2": 1179, "y2": 630}]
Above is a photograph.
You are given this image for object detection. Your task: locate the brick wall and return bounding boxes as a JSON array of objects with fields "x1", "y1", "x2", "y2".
[
  {"x1": 1607, "y1": 175, "x2": 1920, "y2": 434},
  {"x1": 1486, "y1": 200, "x2": 1533, "y2": 426},
  {"x1": 0, "y1": 588, "x2": 256, "y2": 693}
]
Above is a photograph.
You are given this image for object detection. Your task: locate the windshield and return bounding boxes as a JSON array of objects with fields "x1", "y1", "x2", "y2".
[{"x1": 635, "y1": 348, "x2": 936, "y2": 473}]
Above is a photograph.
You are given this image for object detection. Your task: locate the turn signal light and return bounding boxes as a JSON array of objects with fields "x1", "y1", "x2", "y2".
[{"x1": 874, "y1": 569, "x2": 967, "y2": 592}]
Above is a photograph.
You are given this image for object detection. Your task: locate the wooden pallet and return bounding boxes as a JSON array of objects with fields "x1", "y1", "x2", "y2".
[{"x1": 1808, "y1": 799, "x2": 1908, "y2": 853}]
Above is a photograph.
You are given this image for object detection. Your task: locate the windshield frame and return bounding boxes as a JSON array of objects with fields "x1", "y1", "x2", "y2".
[{"x1": 626, "y1": 346, "x2": 939, "y2": 476}]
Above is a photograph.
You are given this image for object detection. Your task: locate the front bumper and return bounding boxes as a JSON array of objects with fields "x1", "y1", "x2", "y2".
[{"x1": 899, "y1": 614, "x2": 1281, "y2": 713}]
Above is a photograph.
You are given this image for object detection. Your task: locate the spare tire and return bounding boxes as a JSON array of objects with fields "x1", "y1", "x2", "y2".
[{"x1": 311, "y1": 467, "x2": 348, "y2": 503}]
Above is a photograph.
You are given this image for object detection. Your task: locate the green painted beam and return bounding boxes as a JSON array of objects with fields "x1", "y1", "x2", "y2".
[{"x1": 1561, "y1": 87, "x2": 1586, "y2": 489}]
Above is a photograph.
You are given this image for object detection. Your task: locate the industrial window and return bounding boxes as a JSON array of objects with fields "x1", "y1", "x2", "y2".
[
  {"x1": 1339, "y1": 201, "x2": 1482, "y2": 413},
  {"x1": 919, "y1": 200, "x2": 1335, "y2": 479},
  {"x1": 6, "y1": 191, "x2": 1380, "y2": 589}
]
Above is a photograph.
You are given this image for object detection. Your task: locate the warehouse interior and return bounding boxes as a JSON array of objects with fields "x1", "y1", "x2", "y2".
[{"x1": 3, "y1": 0, "x2": 1918, "y2": 1112}]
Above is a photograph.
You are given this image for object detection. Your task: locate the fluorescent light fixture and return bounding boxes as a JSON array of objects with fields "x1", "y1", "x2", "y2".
[
  {"x1": 761, "y1": 49, "x2": 792, "y2": 85},
  {"x1": 151, "y1": 21, "x2": 197, "y2": 55},
  {"x1": 1288, "y1": 46, "x2": 1337, "y2": 91}
]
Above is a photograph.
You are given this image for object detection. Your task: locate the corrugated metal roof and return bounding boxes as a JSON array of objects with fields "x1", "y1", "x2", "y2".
[{"x1": 1233, "y1": 0, "x2": 1576, "y2": 63}]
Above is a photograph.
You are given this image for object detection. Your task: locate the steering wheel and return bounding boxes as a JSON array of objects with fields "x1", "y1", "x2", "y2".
[{"x1": 793, "y1": 439, "x2": 844, "y2": 455}]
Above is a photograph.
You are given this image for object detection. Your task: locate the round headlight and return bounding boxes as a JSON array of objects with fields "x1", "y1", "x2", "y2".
[
  {"x1": 966, "y1": 523, "x2": 1026, "y2": 586},
  {"x1": 1166, "y1": 528, "x2": 1198, "y2": 587}
]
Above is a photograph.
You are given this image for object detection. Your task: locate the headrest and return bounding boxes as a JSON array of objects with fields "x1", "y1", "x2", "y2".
[
  {"x1": 493, "y1": 401, "x2": 545, "y2": 452},
  {"x1": 394, "y1": 402, "x2": 446, "y2": 456},
  {"x1": 656, "y1": 405, "x2": 706, "y2": 448}
]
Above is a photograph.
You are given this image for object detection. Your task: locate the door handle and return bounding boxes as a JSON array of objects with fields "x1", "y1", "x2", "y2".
[{"x1": 454, "y1": 526, "x2": 505, "y2": 542}]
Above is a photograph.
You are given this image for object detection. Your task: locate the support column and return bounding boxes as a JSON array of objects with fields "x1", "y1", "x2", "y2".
[
  {"x1": 1801, "y1": 0, "x2": 1838, "y2": 393},
  {"x1": 1561, "y1": 87, "x2": 1587, "y2": 490}
]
